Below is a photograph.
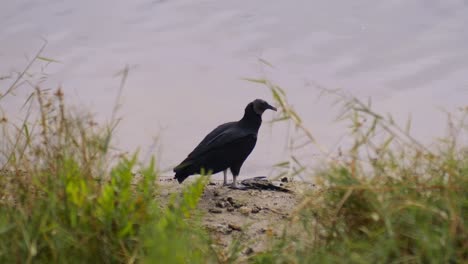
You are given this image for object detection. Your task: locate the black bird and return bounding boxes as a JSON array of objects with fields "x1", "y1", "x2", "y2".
[{"x1": 173, "y1": 99, "x2": 277, "y2": 188}]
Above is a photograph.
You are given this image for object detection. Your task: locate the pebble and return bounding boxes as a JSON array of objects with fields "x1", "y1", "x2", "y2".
[
  {"x1": 244, "y1": 247, "x2": 254, "y2": 255},
  {"x1": 209, "y1": 208, "x2": 223, "y2": 214},
  {"x1": 215, "y1": 201, "x2": 228, "y2": 208},
  {"x1": 215, "y1": 224, "x2": 232, "y2": 234},
  {"x1": 228, "y1": 223, "x2": 242, "y2": 231},
  {"x1": 251, "y1": 206, "x2": 261, "y2": 214},
  {"x1": 225, "y1": 196, "x2": 244, "y2": 208},
  {"x1": 239, "y1": 206, "x2": 250, "y2": 216}
]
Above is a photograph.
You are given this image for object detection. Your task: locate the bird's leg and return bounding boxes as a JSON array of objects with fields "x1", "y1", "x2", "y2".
[
  {"x1": 232, "y1": 174, "x2": 238, "y2": 188},
  {"x1": 223, "y1": 170, "x2": 228, "y2": 186},
  {"x1": 229, "y1": 174, "x2": 247, "y2": 190},
  {"x1": 229, "y1": 166, "x2": 247, "y2": 189}
]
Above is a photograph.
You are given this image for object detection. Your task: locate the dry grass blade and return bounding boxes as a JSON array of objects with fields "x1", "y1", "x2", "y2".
[{"x1": 1, "y1": 40, "x2": 47, "y2": 100}]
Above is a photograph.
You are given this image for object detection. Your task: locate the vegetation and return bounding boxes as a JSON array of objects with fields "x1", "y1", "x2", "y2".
[
  {"x1": 248, "y1": 77, "x2": 468, "y2": 263},
  {"x1": 0, "y1": 50, "x2": 214, "y2": 263},
  {"x1": 1, "y1": 51, "x2": 467, "y2": 263}
]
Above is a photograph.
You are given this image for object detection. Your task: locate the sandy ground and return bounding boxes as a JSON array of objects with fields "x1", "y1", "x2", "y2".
[{"x1": 157, "y1": 176, "x2": 315, "y2": 260}]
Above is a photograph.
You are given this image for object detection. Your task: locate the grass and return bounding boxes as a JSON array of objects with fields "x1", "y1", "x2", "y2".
[
  {"x1": 0, "y1": 88, "x2": 215, "y2": 263},
  {"x1": 0, "y1": 51, "x2": 215, "y2": 263},
  {"x1": 247, "y1": 77, "x2": 468, "y2": 263},
  {"x1": 1, "y1": 53, "x2": 467, "y2": 263}
]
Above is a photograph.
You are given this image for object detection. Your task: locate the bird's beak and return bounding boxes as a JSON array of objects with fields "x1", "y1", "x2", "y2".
[{"x1": 267, "y1": 104, "x2": 277, "y2": 111}]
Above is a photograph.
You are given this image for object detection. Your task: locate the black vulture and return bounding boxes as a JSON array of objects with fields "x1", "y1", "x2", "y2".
[{"x1": 173, "y1": 99, "x2": 277, "y2": 188}]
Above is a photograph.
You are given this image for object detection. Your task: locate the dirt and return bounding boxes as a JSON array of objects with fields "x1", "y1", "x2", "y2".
[{"x1": 157, "y1": 176, "x2": 315, "y2": 259}]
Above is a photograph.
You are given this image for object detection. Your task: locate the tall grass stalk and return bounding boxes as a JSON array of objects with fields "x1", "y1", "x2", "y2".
[
  {"x1": 0, "y1": 55, "x2": 214, "y2": 263},
  {"x1": 248, "y1": 78, "x2": 467, "y2": 263}
]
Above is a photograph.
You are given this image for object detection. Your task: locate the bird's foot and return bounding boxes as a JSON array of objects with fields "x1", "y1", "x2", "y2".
[{"x1": 228, "y1": 184, "x2": 248, "y2": 190}]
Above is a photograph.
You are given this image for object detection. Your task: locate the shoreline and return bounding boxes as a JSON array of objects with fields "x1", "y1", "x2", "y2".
[{"x1": 157, "y1": 176, "x2": 315, "y2": 259}]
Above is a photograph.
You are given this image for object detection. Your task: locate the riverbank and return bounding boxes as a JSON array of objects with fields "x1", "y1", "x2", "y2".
[
  {"x1": 157, "y1": 176, "x2": 314, "y2": 260},
  {"x1": 1, "y1": 83, "x2": 466, "y2": 263}
]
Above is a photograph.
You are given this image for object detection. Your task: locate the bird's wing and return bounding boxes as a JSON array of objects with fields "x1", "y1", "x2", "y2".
[
  {"x1": 186, "y1": 124, "x2": 255, "y2": 160},
  {"x1": 188, "y1": 122, "x2": 235, "y2": 157}
]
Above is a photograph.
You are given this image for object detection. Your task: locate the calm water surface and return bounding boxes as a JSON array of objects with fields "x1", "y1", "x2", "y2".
[{"x1": 1, "y1": 0, "x2": 467, "y2": 178}]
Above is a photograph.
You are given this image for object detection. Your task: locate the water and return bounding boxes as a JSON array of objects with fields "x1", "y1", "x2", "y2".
[{"x1": 1, "y1": 0, "x2": 467, "y2": 178}]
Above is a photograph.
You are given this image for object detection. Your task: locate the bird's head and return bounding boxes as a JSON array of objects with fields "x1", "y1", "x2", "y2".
[{"x1": 251, "y1": 99, "x2": 277, "y2": 115}]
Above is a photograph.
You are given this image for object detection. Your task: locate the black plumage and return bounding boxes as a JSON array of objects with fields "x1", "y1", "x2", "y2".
[{"x1": 173, "y1": 99, "x2": 277, "y2": 187}]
